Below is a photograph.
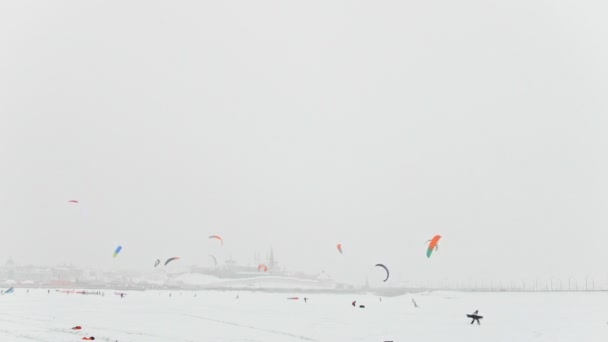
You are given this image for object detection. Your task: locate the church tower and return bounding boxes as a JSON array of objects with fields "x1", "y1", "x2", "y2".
[{"x1": 268, "y1": 248, "x2": 277, "y2": 269}]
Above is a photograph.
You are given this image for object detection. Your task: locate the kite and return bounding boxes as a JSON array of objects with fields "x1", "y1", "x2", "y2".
[
  {"x1": 208, "y1": 235, "x2": 223, "y2": 246},
  {"x1": 375, "y1": 264, "x2": 389, "y2": 282},
  {"x1": 337, "y1": 243, "x2": 343, "y2": 254},
  {"x1": 426, "y1": 235, "x2": 442, "y2": 258},
  {"x1": 164, "y1": 257, "x2": 180, "y2": 266},
  {"x1": 113, "y1": 246, "x2": 122, "y2": 258}
]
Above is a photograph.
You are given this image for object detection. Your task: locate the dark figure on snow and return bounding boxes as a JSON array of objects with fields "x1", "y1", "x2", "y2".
[
  {"x1": 467, "y1": 310, "x2": 483, "y2": 325},
  {"x1": 304, "y1": 297, "x2": 308, "y2": 303}
]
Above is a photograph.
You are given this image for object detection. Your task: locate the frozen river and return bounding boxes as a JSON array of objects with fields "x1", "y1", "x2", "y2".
[{"x1": 0, "y1": 289, "x2": 606, "y2": 341}]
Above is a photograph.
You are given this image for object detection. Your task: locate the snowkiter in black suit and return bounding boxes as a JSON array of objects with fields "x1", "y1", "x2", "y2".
[{"x1": 467, "y1": 310, "x2": 483, "y2": 325}]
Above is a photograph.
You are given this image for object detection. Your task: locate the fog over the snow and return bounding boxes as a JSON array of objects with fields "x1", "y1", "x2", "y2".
[{"x1": 1, "y1": 1, "x2": 607, "y2": 286}]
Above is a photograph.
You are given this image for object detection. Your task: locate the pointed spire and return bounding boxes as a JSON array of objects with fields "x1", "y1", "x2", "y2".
[{"x1": 269, "y1": 247, "x2": 276, "y2": 269}]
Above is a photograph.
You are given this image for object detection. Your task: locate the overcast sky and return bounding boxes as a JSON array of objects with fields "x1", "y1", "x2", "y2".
[{"x1": 1, "y1": 1, "x2": 607, "y2": 286}]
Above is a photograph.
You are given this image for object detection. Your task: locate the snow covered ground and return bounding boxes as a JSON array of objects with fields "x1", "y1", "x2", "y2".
[{"x1": 0, "y1": 289, "x2": 606, "y2": 341}]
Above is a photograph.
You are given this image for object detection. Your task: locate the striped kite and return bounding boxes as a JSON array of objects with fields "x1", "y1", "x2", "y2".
[
  {"x1": 113, "y1": 246, "x2": 122, "y2": 258},
  {"x1": 165, "y1": 257, "x2": 180, "y2": 266},
  {"x1": 426, "y1": 235, "x2": 442, "y2": 258}
]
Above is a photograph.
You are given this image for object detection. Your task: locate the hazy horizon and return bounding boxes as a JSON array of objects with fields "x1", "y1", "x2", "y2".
[{"x1": 1, "y1": 1, "x2": 607, "y2": 287}]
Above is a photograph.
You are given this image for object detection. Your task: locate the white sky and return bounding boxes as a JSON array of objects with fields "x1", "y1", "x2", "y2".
[{"x1": 1, "y1": 1, "x2": 607, "y2": 286}]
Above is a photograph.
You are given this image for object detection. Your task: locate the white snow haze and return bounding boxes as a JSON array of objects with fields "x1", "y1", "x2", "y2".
[{"x1": 1, "y1": 0, "x2": 607, "y2": 287}]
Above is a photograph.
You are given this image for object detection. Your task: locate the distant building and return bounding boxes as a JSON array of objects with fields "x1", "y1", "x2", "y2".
[
  {"x1": 268, "y1": 248, "x2": 277, "y2": 270},
  {"x1": 0, "y1": 259, "x2": 82, "y2": 285}
]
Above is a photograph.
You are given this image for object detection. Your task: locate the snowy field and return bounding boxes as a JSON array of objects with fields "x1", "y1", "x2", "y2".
[{"x1": 0, "y1": 289, "x2": 607, "y2": 341}]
